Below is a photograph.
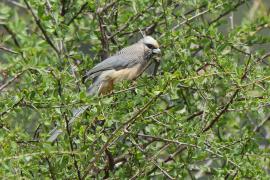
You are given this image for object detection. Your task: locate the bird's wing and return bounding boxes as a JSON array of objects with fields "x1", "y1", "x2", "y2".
[
  {"x1": 83, "y1": 46, "x2": 143, "y2": 81},
  {"x1": 83, "y1": 43, "x2": 144, "y2": 81}
]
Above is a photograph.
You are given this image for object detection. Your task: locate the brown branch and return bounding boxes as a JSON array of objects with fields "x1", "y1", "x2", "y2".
[
  {"x1": 0, "y1": 70, "x2": 26, "y2": 92},
  {"x1": 146, "y1": 134, "x2": 240, "y2": 176},
  {"x1": 151, "y1": 160, "x2": 175, "y2": 180},
  {"x1": 3, "y1": 25, "x2": 21, "y2": 47},
  {"x1": 186, "y1": 111, "x2": 203, "y2": 121},
  {"x1": 209, "y1": 0, "x2": 248, "y2": 25},
  {"x1": 253, "y1": 115, "x2": 270, "y2": 132},
  {"x1": 256, "y1": 51, "x2": 270, "y2": 63},
  {"x1": 171, "y1": 6, "x2": 217, "y2": 31},
  {"x1": 97, "y1": 15, "x2": 109, "y2": 59},
  {"x1": 96, "y1": 1, "x2": 117, "y2": 14},
  {"x1": 129, "y1": 135, "x2": 175, "y2": 179},
  {"x1": 202, "y1": 89, "x2": 239, "y2": 132},
  {"x1": 23, "y1": 0, "x2": 59, "y2": 54},
  {"x1": 108, "y1": 0, "x2": 157, "y2": 40},
  {"x1": 0, "y1": 97, "x2": 24, "y2": 117},
  {"x1": 67, "y1": 2, "x2": 89, "y2": 26},
  {"x1": 146, "y1": 145, "x2": 187, "y2": 176},
  {"x1": 92, "y1": 1, "x2": 120, "y2": 59},
  {"x1": 90, "y1": 153, "x2": 130, "y2": 178},
  {"x1": 167, "y1": 0, "x2": 248, "y2": 39},
  {"x1": 119, "y1": 19, "x2": 164, "y2": 37},
  {"x1": 64, "y1": 111, "x2": 82, "y2": 179},
  {"x1": 106, "y1": 86, "x2": 138, "y2": 96},
  {"x1": 103, "y1": 149, "x2": 114, "y2": 179},
  {"x1": 60, "y1": 0, "x2": 67, "y2": 16},
  {"x1": 0, "y1": 45, "x2": 19, "y2": 54}
]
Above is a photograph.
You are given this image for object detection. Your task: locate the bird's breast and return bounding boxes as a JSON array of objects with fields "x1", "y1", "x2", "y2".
[{"x1": 110, "y1": 64, "x2": 142, "y2": 82}]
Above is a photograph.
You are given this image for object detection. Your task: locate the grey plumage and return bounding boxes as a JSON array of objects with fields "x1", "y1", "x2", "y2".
[
  {"x1": 84, "y1": 44, "x2": 145, "y2": 79},
  {"x1": 47, "y1": 36, "x2": 160, "y2": 142},
  {"x1": 84, "y1": 36, "x2": 160, "y2": 95}
]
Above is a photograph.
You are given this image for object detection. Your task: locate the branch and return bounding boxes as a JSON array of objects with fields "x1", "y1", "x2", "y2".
[
  {"x1": 4, "y1": 0, "x2": 26, "y2": 9},
  {"x1": 225, "y1": 113, "x2": 270, "y2": 178},
  {"x1": 202, "y1": 41, "x2": 270, "y2": 132},
  {"x1": 3, "y1": 25, "x2": 21, "y2": 47},
  {"x1": 97, "y1": 14, "x2": 109, "y2": 59},
  {"x1": 0, "y1": 97, "x2": 24, "y2": 117},
  {"x1": 108, "y1": 0, "x2": 157, "y2": 40},
  {"x1": 202, "y1": 89, "x2": 239, "y2": 132},
  {"x1": 96, "y1": 1, "x2": 117, "y2": 14},
  {"x1": 45, "y1": 157, "x2": 56, "y2": 180},
  {"x1": 253, "y1": 115, "x2": 270, "y2": 132},
  {"x1": 209, "y1": 0, "x2": 248, "y2": 25},
  {"x1": 63, "y1": 112, "x2": 82, "y2": 180},
  {"x1": 186, "y1": 111, "x2": 203, "y2": 121},
  {"x1": 82, "y1": 91, "x2": 163, "y2": 179},
  {"x1": 23, "y1": 0, "x2": 59, "y2": 54},
  {"x1": 0, "y1": 70, "x2": 26, "y2": 92},
  {"x1": 67, "y1": 2, "x2": 89, "y2": 25},
  {"x1": 0, "y1": 45, "x2": 19, "y2": 54}
]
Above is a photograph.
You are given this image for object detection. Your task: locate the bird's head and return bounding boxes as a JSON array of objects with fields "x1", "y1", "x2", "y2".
[{"x1": 140, "y1": 36, "x2": 161, "y2": 54}]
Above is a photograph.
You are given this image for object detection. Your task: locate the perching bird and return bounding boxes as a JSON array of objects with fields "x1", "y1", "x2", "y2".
[
  {"x1": 83, "y1": 36, "x2": 161, "y2": 95},
  {"x1": 47, "y1": 36, "x2": 161, "y2": 142}
]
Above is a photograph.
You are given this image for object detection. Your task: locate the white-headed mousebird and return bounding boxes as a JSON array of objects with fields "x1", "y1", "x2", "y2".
[
  {"x1": 47, "y1": 36, "x2": 161, "y2": 142},
  {"x1": 83, "y1": 36, "x2": 161, "y2": 95}
]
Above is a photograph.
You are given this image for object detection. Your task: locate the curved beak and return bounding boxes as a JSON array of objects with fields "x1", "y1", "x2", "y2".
[{"x1": 152, "y1": 48, "x2": 161, "y2": 54}]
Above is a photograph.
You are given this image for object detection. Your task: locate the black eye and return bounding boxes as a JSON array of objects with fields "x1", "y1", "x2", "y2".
[{"x1": 145, "y1": 43, "x2": 155, "y2": 49}]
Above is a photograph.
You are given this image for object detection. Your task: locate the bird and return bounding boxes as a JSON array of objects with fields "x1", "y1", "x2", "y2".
[
  {"x1": 83, "y1": 36, "x2": 161, "y2": 95},
  {"x1": 47, "y1": 36, "x2": 161, "y2": 142}
]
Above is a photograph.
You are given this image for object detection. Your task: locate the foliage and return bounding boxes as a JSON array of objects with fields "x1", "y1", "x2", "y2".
[{"x1": 0, "y1": 0, "x2": 270, "y2": 179}]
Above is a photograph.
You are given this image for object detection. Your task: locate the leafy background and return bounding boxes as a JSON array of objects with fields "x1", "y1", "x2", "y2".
[{"x1": 0, "y1": 0, "x2": 270, "y2": 179}]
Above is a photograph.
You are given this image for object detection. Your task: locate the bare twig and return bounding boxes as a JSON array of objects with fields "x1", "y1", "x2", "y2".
[{"x1": 0, "y1": 46, "x2": 19, "y2": 54}]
